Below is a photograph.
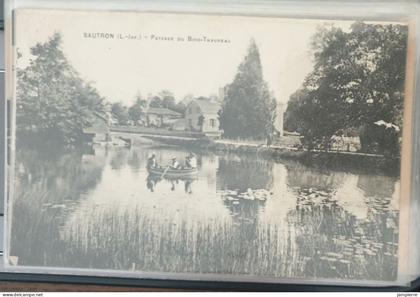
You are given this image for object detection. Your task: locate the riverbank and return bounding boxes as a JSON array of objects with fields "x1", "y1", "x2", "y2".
[{"x1": 125, "y1": 134, "x2": 399, "y2": 175}]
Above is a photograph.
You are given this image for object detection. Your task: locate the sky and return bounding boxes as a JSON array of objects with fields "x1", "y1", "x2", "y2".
[{"x1": 15, "y1": 9, "x2": 356, "y2": 106}]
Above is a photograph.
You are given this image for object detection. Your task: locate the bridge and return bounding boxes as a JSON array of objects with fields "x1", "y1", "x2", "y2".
[{"x1": 110, "y1": 125, "x2": 206, "y2": 138}]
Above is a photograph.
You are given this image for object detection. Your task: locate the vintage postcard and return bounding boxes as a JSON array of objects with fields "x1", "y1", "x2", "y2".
[{"x1": 6, "y1": 8, "x2": 414, "y2": 284}]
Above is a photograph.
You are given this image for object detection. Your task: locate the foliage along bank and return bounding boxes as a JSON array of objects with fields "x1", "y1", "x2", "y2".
[
  {"x1": 284, "y1": 22, "x2": 408, "y2": 157},
  {"x1": 16, "y1": 33, "x2": 107, "y2": 145}
]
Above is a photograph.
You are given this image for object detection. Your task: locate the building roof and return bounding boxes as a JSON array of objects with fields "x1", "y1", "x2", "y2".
[
  {"x1": 144, "y1": 107, "x2": 182, "y2": 117},
  {"x1": 192, "y1": 99, "x2": 221, "y2": 114}
]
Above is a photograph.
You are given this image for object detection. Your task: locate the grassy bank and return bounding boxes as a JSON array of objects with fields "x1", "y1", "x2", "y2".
[{"x1": 144, "y1": 136, "x2": 400, "y2": 175}]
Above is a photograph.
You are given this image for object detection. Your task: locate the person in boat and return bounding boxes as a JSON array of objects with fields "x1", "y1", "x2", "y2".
[
  {"x1": 185, "y1": 153, "x2": 197, "y2": 169},
  {"x1": 147, "y1": 154, "x2": 157, "y2": 169},
  {"x1": 170, "y1": 157, "x2": 180, "y2": 169}
]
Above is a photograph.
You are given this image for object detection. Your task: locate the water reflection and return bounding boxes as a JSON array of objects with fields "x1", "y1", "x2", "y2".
[
  {"x1": 145, "y1": 174, "x2": 196, "y2": 194},
  {"x1": 10, "y1": 143, "x2": 400, "y2": 281}
]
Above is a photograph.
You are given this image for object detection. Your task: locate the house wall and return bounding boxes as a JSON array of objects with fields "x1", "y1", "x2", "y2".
[
  {"x1": 146, "y1": 114, "x2": 182, "y2": 128},
  {"x1": 146, "y1": 114, "x2": 163, "y2": 127},
  {"x1": 185, "y1": 101, "x2": 221, "y2": 133},
  {"x1": 201, "y1": 113, "x2": 220, "y2": 132}
]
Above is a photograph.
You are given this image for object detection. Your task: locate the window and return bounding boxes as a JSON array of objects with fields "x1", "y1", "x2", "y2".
[
  {"x1": 188, "y1": 119, "x2": 192, "y2": 126},
  {"x1": 210, "y1": 119, "x2": 216, "y2": 127}
]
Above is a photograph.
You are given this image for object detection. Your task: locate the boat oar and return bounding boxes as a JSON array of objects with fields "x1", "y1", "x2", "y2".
[{"x1": 160, "y1": 165, "x2": 170, "y2": 179}]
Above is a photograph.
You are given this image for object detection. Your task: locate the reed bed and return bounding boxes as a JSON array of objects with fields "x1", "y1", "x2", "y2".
[{"x1": 55, "y1": 203, "x2": 397, "y2": 280}]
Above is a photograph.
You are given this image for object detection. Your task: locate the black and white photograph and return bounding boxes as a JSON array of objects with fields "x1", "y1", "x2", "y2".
[{"x1": 7, "y1": 9, "x2": 412, "y2": 284}]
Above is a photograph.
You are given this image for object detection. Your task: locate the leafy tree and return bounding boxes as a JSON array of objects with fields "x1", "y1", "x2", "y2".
[
  {"x1": 147, "y1": 90, "x2": 185, "y2": 114},
  {"x1": 155, "y1": 90, "x2": 179, "y2": 111},
  {"x1": 111, "y1": 102, "x2": 129, "y2": 125},
  {"x1": 149, "y1": 96, "x2": 163, "y2": 108},
  {"x1": 173, "y1": 101, "x2": 187, "y2": 115},
  {"x1": 128, "y1": 93, "x2": 147, "y2": 124},
  {"x1": 159, "y1": 90, "x2": 175, "y2": 106},
  {"x1": 284, "y1": 89, "x2": 307, "y2": 133},
  {"x1": 285, "y1": 22, "x2": 407, "y2": 155},
  {"x1": 158, "y1": 90, "x2": 174, "y2": 98},
  {"x1": 162, "y1": 97, "x2": 176, "y2": 110},
  {"x1": 181, "y1": 94, "x2": 194, "y2": 106},
  {"x1": 16, "y1": 32, "x2": 107, "y2": 144},
  {"x1": 219, "y1": 40, "x2": 277, "y2": 139}
]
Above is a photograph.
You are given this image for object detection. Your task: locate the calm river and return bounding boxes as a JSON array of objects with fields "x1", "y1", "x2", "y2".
[{"x1": 10, "y1": 142, "x2": 400, "y2": 281}]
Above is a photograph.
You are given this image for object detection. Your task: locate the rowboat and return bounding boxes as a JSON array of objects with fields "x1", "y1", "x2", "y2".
[{"x1": 147, "y1": 166, "x2": 198, "y2": 178}]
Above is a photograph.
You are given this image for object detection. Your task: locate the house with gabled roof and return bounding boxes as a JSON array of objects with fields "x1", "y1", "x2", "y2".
[
  {"x1": 185, "y1": 98, "x2": 222, "y2": 137},
  {"x1": 143, "y1": 107, "x2": 182, "y2": 128}
]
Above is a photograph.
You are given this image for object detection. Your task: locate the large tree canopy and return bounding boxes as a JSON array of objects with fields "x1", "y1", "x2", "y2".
[
  {"x1": 128, "y1": 93, "x2": 147, "y2": 124},
  {"x1": 220, "y1": 40, "x2": 277, "y2": 139},
  {"x1": 111, "y1": 102, "x2": 130, "y2": 125},
  {"x1": 16, "y1": 32, "x2": 107, "y2": 144},
  {"x1": 284, "y1": 22, "x2": 407, "y2": 155}
]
